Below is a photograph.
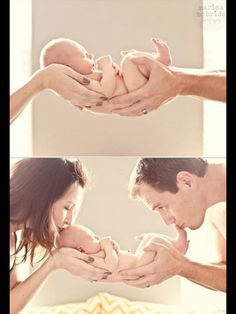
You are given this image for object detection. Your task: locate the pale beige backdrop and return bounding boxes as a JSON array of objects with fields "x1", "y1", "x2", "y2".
[
  {"x1": 28, "y1": 158, "x2": 180, "y2": 306},
  {"x1": 31, "y1": 0, "x2": 203, "y2": 156}
]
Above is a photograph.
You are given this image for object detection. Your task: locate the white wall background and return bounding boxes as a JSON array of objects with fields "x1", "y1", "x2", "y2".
[
  {"x1": 30, "y1": 0, "x2": 204, "y2": 156},
  {"x1": 28, "y1": 158, "x2": 180, "y2": 306},
  {"x1": 10, "y1": 0, "x2": 32, "y2": 157}
]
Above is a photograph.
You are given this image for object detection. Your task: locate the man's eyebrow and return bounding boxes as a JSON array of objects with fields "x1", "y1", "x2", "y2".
[{"x1": 152, "y1": 202, "x2": 161, "y2": 211}]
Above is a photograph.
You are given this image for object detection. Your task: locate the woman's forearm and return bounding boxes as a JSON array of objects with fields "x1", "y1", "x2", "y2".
[
  {"x1": 10, "y1": 71, "x2": 43, "y2": 124},
  {"x1": 10, "y1": 257, "x2": 55, "y2": 314},
  {"x1": 174, "y1": 68, "x2": 226, "y2": 102},
  {"x1": 180, "y1": 258, "x2": 226, "y2": 292}
]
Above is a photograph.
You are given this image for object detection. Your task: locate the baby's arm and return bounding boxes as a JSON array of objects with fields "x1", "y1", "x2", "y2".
[
  {"x1": 100, "y1": 237, "x2": 119, "y2": 272},
  {"x1": 86, "y1": 55, "x2": 116, "y2": 98},
  {"x1": 96, "y1": 55, "x2": 116, "y2": 97}
]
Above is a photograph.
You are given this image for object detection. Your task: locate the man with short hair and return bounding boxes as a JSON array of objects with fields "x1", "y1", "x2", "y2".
[{"x1": 120, "y1": 158, "x2": 226, "y2": 292}]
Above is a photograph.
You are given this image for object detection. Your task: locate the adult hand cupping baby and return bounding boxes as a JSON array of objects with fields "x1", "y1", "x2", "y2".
[
  {"x1": 118, "y1": 227, "x2": 189, "y2": 288},
  {"x1": 51, "y1": 247, "x2": 111, "y2": 282},
  {"x1": 40, "y1": 64, "x2": 108, "y2": 110}
]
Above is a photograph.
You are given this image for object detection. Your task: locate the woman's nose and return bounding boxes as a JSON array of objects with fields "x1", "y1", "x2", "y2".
[{"x1": 66, "y1": 211, "x2": 73, "y2": 224}]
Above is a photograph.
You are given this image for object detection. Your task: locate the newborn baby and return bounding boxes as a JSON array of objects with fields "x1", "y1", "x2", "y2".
[
  {"x1": 57, "y1": 224, "x2": 156, "y2": 282},
  {"x1": 40, "y1": 37, "x2": 172, "y2": 98},
  {"x1": 57, "y1": 224, "x2": 188, "y2": 282}
]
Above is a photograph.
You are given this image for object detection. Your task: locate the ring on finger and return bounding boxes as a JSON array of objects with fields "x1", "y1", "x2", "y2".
[
  {"x1": 90, "y1": 278, "x2": 98, "y2": 283},
  {"x1": 142, "y1": 108, "x2": 148, "y2": 115},
  {"x1": 145, "y1": 283, "x2": 150, "y2": 288}
]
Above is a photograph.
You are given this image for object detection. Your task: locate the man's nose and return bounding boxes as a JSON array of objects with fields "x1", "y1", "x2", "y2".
[{"x1": 160, "y1": 211, "x2": 176, "y2": 225}]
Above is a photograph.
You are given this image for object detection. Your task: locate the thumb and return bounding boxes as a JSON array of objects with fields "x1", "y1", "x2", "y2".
[
  {"x1": 65, "y1": 66, "x2": 91, "y2": 86},
  {"x1": 130, "y1": 56, "x2": 156, "y2": 69},
  {"x1": 143, "y1": 243, "x2": 160, "y2": 253}
]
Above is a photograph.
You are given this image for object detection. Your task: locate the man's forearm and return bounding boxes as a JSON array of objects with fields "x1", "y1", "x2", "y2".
[
  {"x1": 173, "y1": 68, "x2": 226, "y2": 102},
  {"x1": 180, "y1": 257, "x2": 226, "y2": 292}
]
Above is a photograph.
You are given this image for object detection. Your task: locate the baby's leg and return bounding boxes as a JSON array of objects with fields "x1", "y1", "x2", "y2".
[{"x1": 120, "y1": 53, "x2": 148, "y2": 92}]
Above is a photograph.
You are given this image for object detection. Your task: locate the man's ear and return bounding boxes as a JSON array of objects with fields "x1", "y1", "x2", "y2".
[{"x1": 176, "y1": 171, "x2": 193, "y2": 188}]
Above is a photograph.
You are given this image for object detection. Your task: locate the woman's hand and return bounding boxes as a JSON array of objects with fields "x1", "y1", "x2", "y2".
[
  {"x1": 38, "y1": 64, "x2": 108, "y2": 109},
  {"x1": 51, "y1": 247, "x2": 110, "y2": 281}
]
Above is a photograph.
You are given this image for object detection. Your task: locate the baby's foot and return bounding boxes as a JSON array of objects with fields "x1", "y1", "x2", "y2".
[{"x1": 151, "y1": 37, "x2": 172, "y2": 66}]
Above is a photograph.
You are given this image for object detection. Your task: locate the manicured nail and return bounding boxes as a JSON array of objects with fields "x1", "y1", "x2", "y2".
[
  {"x1": 88, "y1": 256, "x2": 94, "y2": 262},
  {"x1": 96, "y1": 101, "x2": 103, "y2": 106},
  {"x1": 75, "y1": 106, "x2": 83, "y2": 111},
  {"x1": 81, "y1": 77, "x2": 90, "y2": 85},
  {"x1": 104, "y1": 271, "x2": 112, "y2": 275}
]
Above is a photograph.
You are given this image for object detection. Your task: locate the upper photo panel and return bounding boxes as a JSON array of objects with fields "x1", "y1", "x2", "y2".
[{"x1": 10, "y1": 0, "x2": 226, "y2": 157}]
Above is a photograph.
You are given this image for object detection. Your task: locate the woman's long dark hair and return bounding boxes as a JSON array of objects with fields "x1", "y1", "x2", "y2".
[{"x1": 10, "y1": 158, "x2": 88, "y2": 265}]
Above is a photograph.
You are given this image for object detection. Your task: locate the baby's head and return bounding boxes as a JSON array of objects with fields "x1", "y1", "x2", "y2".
[
  {"x1": 40, "y1": 38, "x2": 95, "y2": 74},
  {"x1": 57, "y1": 224, "x2": 101, "y2": 254}
]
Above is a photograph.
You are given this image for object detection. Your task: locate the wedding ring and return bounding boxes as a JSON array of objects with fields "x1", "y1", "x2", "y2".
[
  {"x1": 145, "y1": 283, "x2": 150, "y2": 288},
  {"x1": 90, "y1": 279, "x2": 98, "y2": 283},
  {"x1": 142, "y1": 108, "x2": 148, "y2": 115}
]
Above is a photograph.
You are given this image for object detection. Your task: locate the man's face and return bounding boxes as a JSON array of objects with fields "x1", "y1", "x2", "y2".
[{"x1": 135, "y1": 179, "x2": 206, "y2": 230}]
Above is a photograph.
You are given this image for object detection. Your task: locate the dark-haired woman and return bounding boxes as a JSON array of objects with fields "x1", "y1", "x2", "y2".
[{"x1": 10, "y1": 158, "x2": 109, "y2": 314}]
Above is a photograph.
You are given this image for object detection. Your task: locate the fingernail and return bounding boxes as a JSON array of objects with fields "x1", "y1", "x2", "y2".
[
  {"x1": 88, "y1": 256, "x2": 94, "y2": 262},
  {"x1": 100, "y1": 96, "x2": 108, "y2": 100},
  {"x1": 81, "y1": 77, "x2": 90, "y2": 85},
  {"x1": 102, "y1": 276, "x2": 108, "y2": 279},
  {"x1": 76, "y1": 106, "x2": 83, "y2": 111},
  {"x1": 104, "y1": 271, "x2": 112, "y2": 275},
  {"x1": 96, "y1": 101, "x2": 103, "y2": 106}
]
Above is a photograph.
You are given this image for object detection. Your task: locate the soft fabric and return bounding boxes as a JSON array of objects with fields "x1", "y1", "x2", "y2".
[
  {"x1": 99, "y1": 292, "x2": 226, "y2": 314},
  {"x1": 21, "y1": 294, "x2": 101, "y2": 314},
  {"x1": 20, "y1": 292, "x2": 226, "y2": 314}
]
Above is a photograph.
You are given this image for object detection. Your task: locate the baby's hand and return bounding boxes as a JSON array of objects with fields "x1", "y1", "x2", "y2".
[
  {"x1": 112, "y1": 62, "x2": 122, "y2": 77},
  {"x1": 110, "y1": 239, "x2": 120, "y2": 254},
  {"x1": 96, "y1": 55, "x2": 113, "y2": 69},
  {"x1": 120, "y1": 49, "x2": 137, "y2": 56}
]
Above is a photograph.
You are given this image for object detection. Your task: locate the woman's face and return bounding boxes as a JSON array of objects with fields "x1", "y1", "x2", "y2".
[{"x1": 52, "y1": 182, "x2": 83, "y2": 232}]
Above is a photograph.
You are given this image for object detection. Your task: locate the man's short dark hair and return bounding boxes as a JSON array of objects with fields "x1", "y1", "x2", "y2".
[{"x1": 133, "y1": 158, "x2": 208, "y2": 193}]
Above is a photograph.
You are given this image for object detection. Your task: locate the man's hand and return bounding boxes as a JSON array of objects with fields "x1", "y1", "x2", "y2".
[
  {"x1": 119, "y1": 238, "x2": 186, "y2": 288},
  {"x1": 119, "y1": 228, "x2": 189, "y2": 288},
  {"x1": 110, "y1": 58, "x2": 180, "y2": 116}
]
